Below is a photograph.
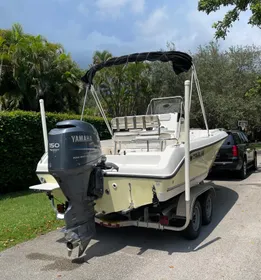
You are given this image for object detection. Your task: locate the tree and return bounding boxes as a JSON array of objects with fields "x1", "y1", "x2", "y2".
[
  {"x1": 0, "y1": 23, "x2": 84, "y2": 113},
  {"x1": 197, "y1": 1, "x2": 261, "y2": 100},
  {"x1": 189, "y1": 41, "x2": 261, "y2": 129},
  {"x1": 246, "y1": 77, "x2": 261, "y2": 96},
  {"x1": 94, "y1": 62, "x2": 152, "y2": 117},
  {"x1": 90, "y1": 42, "x2": 261, "y2": 130},
  {"x1": 92, "y1": 50, "x2": 113, "y2": 64},
  {"x1": 2, "y1": 23, "x2": 261, "y2": 132},
  {"x1": 198, "y1": 0, "x2": 261, "y2": 39}
]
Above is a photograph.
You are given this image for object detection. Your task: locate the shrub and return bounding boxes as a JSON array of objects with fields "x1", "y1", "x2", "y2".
[{"x1": 0, "y1": 110, "x2": 111, "y2": 194}]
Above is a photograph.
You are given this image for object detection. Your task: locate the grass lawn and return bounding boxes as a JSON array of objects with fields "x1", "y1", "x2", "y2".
[
  {"x1": 0, "y1": 190, "x2": 64, "y2": 252},
  {"x1": 253, "y1": 142, "x2": 261, "y2": 150}
]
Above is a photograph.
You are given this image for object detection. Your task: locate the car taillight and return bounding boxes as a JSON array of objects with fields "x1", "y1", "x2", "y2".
[{"x1": 232, "y1": 145, "x2": 238, "y2": 157}]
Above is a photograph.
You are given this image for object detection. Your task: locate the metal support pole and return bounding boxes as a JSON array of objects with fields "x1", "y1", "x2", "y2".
[
  {"x1": 147, "y1": 80, "x2": 192, "y2": 232},
  {"x1": 90, "y1": 85, "x2": 113, "y2": 136},
  {"x1": 184, "y1": 80, "x2": 191, "y2": 203},
  {"x1": 39, "y1": 99, "x2": 48, "y2": 153},
  {"x1": 192, "y1": 65, "x2": 209, "y2": 135},
  {"x1": 81, "y1": 85, "x2": 89, "y2": 121}
]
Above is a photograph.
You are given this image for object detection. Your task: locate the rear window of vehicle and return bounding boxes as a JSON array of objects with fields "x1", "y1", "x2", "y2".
[
  {"x1": 239, "y1": 132, "x2": 248, "y2": 143},
  {"x1": 222, "y1": 134, "x2": 234, "y2": 146},
  {"x1": 232, "y1": 133, "x2": 242, "y2": 144}
]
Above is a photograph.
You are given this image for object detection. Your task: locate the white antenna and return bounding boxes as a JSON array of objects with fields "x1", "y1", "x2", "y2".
[{"x1": 39, "y1": 99, "x2": 48, "y2": 153}]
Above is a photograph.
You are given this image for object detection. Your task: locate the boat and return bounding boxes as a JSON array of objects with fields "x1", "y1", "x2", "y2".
[{"x1": 30, "y1": 51, "x2": 228, "y2": 258}]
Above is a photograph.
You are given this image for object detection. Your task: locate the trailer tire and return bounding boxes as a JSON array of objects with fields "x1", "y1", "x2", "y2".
[
  {"x1": 182, "y1": 199, "x2": 202, "y2": 240},
  {"x1": 201, "y1": 191, "x2": 213, "y2": 225}
]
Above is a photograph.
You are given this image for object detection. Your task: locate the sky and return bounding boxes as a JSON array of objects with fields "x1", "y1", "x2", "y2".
[{"x1": 0, "y1": 0, "x2": 260, "y2": 68}]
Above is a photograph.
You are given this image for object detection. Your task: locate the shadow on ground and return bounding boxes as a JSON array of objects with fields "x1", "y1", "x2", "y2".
[{"x1": 26, "y1": 182, "x2": 238, "y2": 271}]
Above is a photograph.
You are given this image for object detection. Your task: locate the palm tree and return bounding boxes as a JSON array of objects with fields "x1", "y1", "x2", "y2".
[
  {"x1": 0, "y1": 23, "x2": 88, "y2": 112},
  {"x1": 92, "y1": 50, "x2": 113, "y2": 64}
]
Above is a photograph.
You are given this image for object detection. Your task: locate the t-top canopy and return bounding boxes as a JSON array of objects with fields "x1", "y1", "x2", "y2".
[{"x1": 81, "y1": 51, "x2": 193, "y2": 85}]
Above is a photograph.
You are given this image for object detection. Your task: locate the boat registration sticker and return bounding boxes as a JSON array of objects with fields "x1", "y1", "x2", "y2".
[{"x1": 190, "y1": 150, "x2": 204, "y2": 161}]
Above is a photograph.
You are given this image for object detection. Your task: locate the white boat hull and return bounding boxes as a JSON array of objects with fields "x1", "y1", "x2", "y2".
[{"x1": 33, "y1": 129, "x2": 227, "y2": 214}]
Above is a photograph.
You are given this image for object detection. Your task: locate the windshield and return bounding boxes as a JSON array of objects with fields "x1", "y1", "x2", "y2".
[{"x1": 146, "y1": 97, "x2": 183, "y2": 115}]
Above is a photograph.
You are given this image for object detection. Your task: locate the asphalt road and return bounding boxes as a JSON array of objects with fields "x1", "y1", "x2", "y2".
[{"x1": 1, "y1": 157, "x2": 261, "y2": 280}]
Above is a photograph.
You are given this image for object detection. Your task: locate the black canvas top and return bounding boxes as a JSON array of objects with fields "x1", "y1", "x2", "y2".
[{"x1": 81, "y1": 51, "x2": 193, "y2": 84}]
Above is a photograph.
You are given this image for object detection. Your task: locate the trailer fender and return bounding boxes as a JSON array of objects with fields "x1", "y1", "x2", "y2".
[{"x1": 176, "y1": 183, "x2": 216, "y2": 218}]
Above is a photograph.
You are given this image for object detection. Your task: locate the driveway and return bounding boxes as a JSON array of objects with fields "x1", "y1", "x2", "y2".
[{"x1": 1, "y1": 157, "x2": 261, "y2": 280}]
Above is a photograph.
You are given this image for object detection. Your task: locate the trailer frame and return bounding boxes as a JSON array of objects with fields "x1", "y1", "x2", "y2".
[{"x1": 33, "y1": 180, "x2": 215, "y2": 240}]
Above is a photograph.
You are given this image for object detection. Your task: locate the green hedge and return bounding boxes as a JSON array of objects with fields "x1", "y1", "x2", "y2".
[{"x1": 0, "y1": 110, "x2": 111, "y2": 194}]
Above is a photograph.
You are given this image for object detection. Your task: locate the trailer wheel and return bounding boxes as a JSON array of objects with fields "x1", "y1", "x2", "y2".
[
  {"x1": 182, "y1": 199, "x2": 202, "y2": 240},
  {"x1": 201, "y1": 191, "x2": 213, "y2": 225}
]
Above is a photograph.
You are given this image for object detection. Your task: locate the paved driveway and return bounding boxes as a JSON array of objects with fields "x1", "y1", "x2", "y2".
[{"x1": 1, "y1": 157, "x2": 261, "y2": 280}]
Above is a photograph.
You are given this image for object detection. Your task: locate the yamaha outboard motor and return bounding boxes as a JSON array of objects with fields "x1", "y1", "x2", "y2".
[{"x1": 48, "y1": 120, "x2": 106, "y2": 257}]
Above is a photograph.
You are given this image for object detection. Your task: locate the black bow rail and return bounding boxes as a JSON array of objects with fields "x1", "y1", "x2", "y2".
[{"x1": 81, "y1": 51, "x2": 193, "y2": 85}]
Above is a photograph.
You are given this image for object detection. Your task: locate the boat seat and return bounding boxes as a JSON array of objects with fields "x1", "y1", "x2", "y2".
[
  {"x1": 135, "y1": 132, "x2": 175, "y2": 141},
  {"x1": 137, "y1": 126, "x2": 176, "y2": 138},
  {"x1": 111, "y1": 115, "x2": 160, "y2": 132},
  {"x1": 138, "y1": 130, "x2": 160, "y2": 136},
  {"x1": 113, "y1": 131, "x2": 140, "y2": 142},
  {"x1": 135, "y1": 135, "x2": 160, "y2": 141}
]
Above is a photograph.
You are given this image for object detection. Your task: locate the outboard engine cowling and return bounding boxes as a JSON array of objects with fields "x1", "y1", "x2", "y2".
[{"x1": 48, "y1": 119, "x2": 105, "y2": 257}]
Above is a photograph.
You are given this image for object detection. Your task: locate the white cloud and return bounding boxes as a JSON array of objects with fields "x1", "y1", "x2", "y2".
[
  {"x1": 130, "y1": 0, "x2": 145, "y2": 14},
  {"x1": 134, "y1": 6, "x2": 179, "y2": 51},
  {"x1": 51, "y1": 0, "x2": 72, "y2": 3},
  {"x1": 64, "y1": 30, "x2": 126, "y2": 54},
  {"x1": 53, "y1": 0, "x2": 261, "y2": 66},
  {"x1": 133, "y1": 1, "x2": 261, "y2": 54},
  {"x1": 85, "y1": 31, "x2": 124, "y2": 49},
  {"x1": 136, "y1": 6, "x2": 168, "y2": 36},
  {"x1": 219, "y1": 11, "x2": 261, "y2": 48},
  {"x1": 185, "y1": 4, "x2": 261, "y2": 50},
  {"x1": 96, "y1": 0, "x2": 129, "y2": 10},
  {"x1": 65, "y1": 20, "x2": 82, "y2": 38},
  {"x1": 77, "y1": 2, "x2": 89, "y2": 15},
  {"x1": 95, "y1": 0, "x2": 144, "y2": 18}
]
